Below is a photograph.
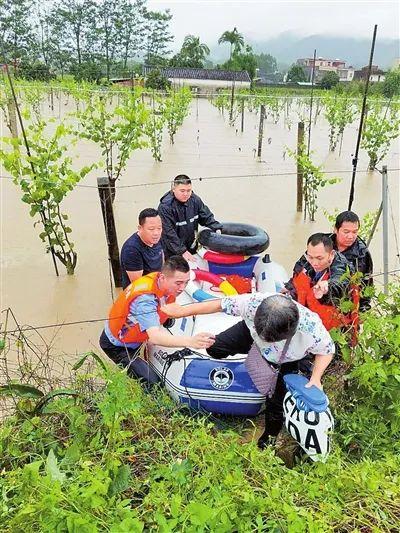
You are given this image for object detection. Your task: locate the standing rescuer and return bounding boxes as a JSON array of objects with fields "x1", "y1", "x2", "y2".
[
  {"x1": 330, "y1": 210, "x2": 373, "y2": 310},
  {"x1": 158, "y1": 174, "x2": 223, "y2": 263},
  {"x1": 99, "y1": 256, "x2": 215, "y2": 383}
]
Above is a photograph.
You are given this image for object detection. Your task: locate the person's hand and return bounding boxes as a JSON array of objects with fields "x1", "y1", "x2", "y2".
[
  {"x1": 161, "y1": 302, "x2": 186, "y2": 318},
  {"x1": 313, "y1": 280, "x2": 328, "y2": 300},
  {"x1": 190, "y1": 332, "x2": 215, "y2": 349},
  {"x1": 305, "y1": 376, "x2": 323, "y2": 390},
  {"x1": 182, "y1": 250, "x2": 196, "y2": 262},
  {"x1": 215, "y1": 229, "x2": 222, "y2": 235}
]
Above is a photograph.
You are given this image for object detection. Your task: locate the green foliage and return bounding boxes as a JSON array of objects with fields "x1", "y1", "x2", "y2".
[
  {"x1": 222, "y1": 45, "x2": 258, "y2": 80},
  {"x1": 288, "y1": 145, "x2": 340, "y2": 221},
  {"x1": 323, "y1": 95, "x2": 356, "y2": 151},
  {"x1": 16, "y1": 61, "x2": 55, "y2": 82},
  {"x1": 164, "y1": 87, "x2": 192, "y2": 144},
  {"x1": 361, "y1": 104, "x2": 400, "y2": 169},
  {"x1": 319, "y1": 71, "x2": 340, "y2": 89},
  {"x1": 0, "y1": 117, "x2": 94, "y2": 274},
  {"x1": 382, "y1": 67, "x2": 400, "y2": 98},
  {"x1": 76, "y1": 89, "x2": 149, "y2": 191},
  {"x1": 145, "y1": 97, "x2": 167, "y2": 161},
  {"x1": 255, "y1": 52, "x2": 278, "y2": 74},
  {"x1": 1, "y1": 287, "x2": 400, "y2": 533},
  {"x1": 287, "y1": 64, "x2": 307, "y2": 83},
  {"x1": 145, "y1": 69, "x2": 171, "y2": 90},
  {"x1": 170, "y1": 34, "x2": 210, "y2": 68},
  {"x1": 218, "y1": 27, "x2": 244, "y2": 60}
]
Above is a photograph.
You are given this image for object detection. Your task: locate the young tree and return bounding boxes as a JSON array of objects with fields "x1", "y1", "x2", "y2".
[
  {"x1": 320, "y1": 71, "x2": 340, "y2": 89},
  {"x1": 170, "y1": 35, "x2": 210, "y2": 68},
  {"x1": 76, "y1": 90, "x2": 149, "y2": 199},
  {"x1": 287, "y1": 64, "x2": 307, "y2": 82},
  {"x1": 218, "y1": 27, "x2": 244, "y2": 60},
  {"x1": 0, "y1": 118, "x2": 94, "y2": 274}
]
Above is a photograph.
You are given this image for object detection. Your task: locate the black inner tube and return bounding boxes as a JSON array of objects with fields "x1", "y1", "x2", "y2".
[{"x1": 198, "y1": 222, "x2": 270, "y2": 255}]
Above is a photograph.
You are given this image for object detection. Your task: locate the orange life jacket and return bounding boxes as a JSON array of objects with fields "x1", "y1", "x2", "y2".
[
  {"x1": 293, "y1": 270, "x2": 360, "y2": 342},
  {"x1": 108, "y1": 272, "x2": 175, "y2": 344}
]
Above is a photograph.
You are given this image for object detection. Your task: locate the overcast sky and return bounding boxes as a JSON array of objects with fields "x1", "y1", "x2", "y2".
[{"x1": 147, "y1": 0, "x2": 400, "y2": 50}]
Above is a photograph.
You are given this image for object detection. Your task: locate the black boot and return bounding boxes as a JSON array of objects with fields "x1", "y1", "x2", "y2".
[{"x1": 257, "y1": 419, "x2": 283, "y2": 450}]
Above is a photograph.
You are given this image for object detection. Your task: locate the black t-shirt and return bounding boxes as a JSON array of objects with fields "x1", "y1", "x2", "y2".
[{"x1": 120, "y1": 233, "x2": 163, "y2": 289}]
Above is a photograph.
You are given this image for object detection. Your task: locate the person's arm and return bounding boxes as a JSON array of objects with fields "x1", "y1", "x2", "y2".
[
  {"x1": 305, "y1": 315, "x2": 335, "y2": 388},
  {"x1": 158, "y1": 204, "x2": 187, "y2": 256},
  {"x1": 197, "y1": 198, "x2": 223, "y2": 231},
  {"x1": 147, "y1": 327, "x2": 214, "y2": 349},
  {"x1": 126, "y1": 269, "x2": 143, "y2": 283},
  {"x1": 284, "y1": 256, "x2": 307, "y2": 298},
  {"x1": 121, "y1": 245, "x2": 144, "y2": 284},
  {"x1": 306, "y1": 353, "x2": 333, "y2": 389},
  {"x1": 161, "y1": 299, "x2": 223, "y2": 318}
]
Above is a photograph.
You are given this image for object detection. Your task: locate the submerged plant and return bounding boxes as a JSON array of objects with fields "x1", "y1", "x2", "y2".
[
  {"x1": 288, "y1": 144, "x2": 340, "y2": 221},
  {"x1": 76, "y1": 88, "x2": 149, "y2": 198},
  {"x1": 361, "y1": 105, "x2": 400, "y2": 170},
  {"x1": 0, "y1": 116, "x2": 94, "y2": 274},
  {"x1": 164, "y1": 87, "x2": 192, "y2": 144}
]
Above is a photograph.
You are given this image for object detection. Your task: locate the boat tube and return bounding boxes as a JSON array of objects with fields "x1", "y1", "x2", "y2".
[{"x1": 198, "y1": 222, "x2": 269, "y2": 255}]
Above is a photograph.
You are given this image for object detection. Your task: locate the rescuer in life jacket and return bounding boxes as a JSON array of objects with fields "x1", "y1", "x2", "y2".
[
  {"x1": 283, "y1": 233, "x2": 354, "y2": 330},
  {"x1": 99, "y1": 256, "x2": 215, "y2": 383}
]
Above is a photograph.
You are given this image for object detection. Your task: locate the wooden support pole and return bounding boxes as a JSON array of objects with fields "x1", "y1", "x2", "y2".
[
  {"x1": 297, "y1": 121, "x2": 305, "y2": 212},
  {"x1": 7, "y1": 98, "x2": 18, "y2": 137},
  {"x1": 229, "y1": 79, "x2": 235, "y2": 123},
  {"x1": 257, "y1": 104, "x2": 265, "y2": 159},
  {"x1": 241, "y1": 99, "x2": 244, "y2": 133},
  {"x1": 97, "y1": 177, "x2": 122, "y2": 288}
]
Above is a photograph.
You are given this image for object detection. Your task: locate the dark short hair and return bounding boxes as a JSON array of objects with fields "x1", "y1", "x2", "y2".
[
  {"x1": 173, "y1": 174, "x2": 191, "y2": 186},
  {"x1": 254, "y1": 295, "x2": 299, "y2": 343},
  {"x1": 139, "y1": 208, "x2": 159, "y2": 226},
  {"x1": 162, "y1": 255, "x2": 190, "y2": 275},
  {"x1": 307, "y1": 233, "x2": 333, "y2": 251},
  {"x1": 335, "y1": 210, "x2": 360, "y2": 229}
]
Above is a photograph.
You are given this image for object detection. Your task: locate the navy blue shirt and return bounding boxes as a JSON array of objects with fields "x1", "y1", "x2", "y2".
[{"x1": 120, "y1": 233, "x2": 163, "y2": 289}]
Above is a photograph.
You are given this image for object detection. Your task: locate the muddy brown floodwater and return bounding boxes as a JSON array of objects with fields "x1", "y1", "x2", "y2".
[{"x1": 1, "y1": 96, "x2": 399, "y2": 361}]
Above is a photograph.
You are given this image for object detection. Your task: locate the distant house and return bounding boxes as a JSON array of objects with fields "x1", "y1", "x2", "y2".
[
  {"x1": 297, "y1": 57, "x2": 354, "y2": 83},
  {"x1": 142, "y1": 66, "x2": 251, "y2": 93},
  {"x1": 254, "y1": 69, "x2": 284, "y2": 85},
  {"x1": 354, "y1": 65, "x2": 386, "y2": 82}
]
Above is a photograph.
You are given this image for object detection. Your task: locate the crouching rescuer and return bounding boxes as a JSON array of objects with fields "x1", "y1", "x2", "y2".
[
  {"x1": 161, "y1": 293, "x2": 334, "y2": 449},
  {"x1": 99, "y1": 256, "x2": 215, "y2": 383}
]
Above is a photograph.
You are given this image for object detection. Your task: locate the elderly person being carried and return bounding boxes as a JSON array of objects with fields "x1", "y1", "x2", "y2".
[{"x1": 162, "y1": 292, "x2": 334, "y2": 449}]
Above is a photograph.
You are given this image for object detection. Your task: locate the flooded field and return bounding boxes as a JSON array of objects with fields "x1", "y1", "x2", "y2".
[{"x1": 1, "y1": 95, "x2": 399, "y2": 359}]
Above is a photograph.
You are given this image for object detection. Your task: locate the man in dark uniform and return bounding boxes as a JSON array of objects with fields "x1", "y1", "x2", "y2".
[
  {"x1": 330, "y1": 211, "x2": 373, "y2": 310},
  {"x1": 158, "y1": 175, "x2": 223, "y2": 262}
]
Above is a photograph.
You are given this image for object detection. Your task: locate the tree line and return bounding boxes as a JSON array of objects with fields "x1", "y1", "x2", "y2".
[
  {"x1": 0, "y1": 0, "x2": 173, "y2": 80},
  {"x1": 0, "y1": 2, "x2": 279, "y2": 83}
]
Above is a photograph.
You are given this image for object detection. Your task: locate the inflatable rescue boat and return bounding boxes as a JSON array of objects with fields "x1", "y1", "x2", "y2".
[{"x1": 147, "y1": 223, "x2": 289, "y2": 416}]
